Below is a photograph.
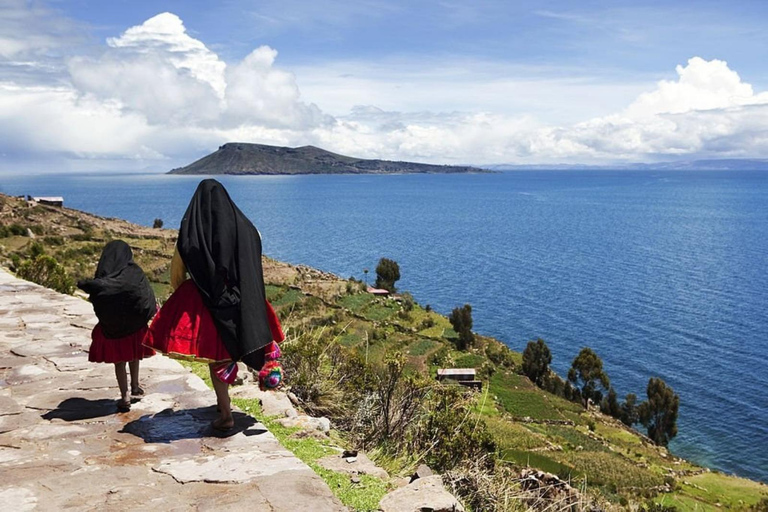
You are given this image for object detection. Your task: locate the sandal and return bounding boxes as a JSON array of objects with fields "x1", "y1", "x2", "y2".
[
  {"x1": 116, "y1": 399, "x2": 131, "y2": 413},
  {"x1": 130, "y1": 386, "x2": 145, "y2": 397}
]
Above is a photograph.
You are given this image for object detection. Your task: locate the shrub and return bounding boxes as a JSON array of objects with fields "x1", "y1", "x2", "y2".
[
  {"x1": 28, "y1": 241, "x2": 45, "y2": 258},
  {"x1": 410, "y1": 384, "x2": 496, "y2": 471},
  {"x1": 153, "y1": 218, "x2": 164, "y2": 229},
  {"x1": 17, "y1": 255, "x2": 75, "y2": 294},
  {"x1": 485, "y1": 341, "x2": 516, "y2": 369},
  {"x1": 9, "y1": 223, "x2": 26, "y2": 236}
]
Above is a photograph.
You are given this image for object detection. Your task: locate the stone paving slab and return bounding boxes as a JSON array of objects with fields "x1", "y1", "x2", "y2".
[{"x1": 0, "y1": 269, "x2": 346, "y2": 511}]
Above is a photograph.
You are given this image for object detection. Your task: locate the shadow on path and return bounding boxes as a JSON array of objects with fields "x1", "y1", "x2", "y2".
[
  {"x1": 41, "y1": 397, "x2": 118, "y2": 421},
  {"x1": 120, "y1": 406, "x2": 265, "y2": 442}
]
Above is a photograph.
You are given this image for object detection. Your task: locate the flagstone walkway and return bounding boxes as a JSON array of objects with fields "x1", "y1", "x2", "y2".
[{"x1": 0, "y1": 269, "x2": 345, "y2": 511}]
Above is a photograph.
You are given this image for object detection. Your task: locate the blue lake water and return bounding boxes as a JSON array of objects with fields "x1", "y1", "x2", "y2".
[{"x1": 2, "y1": 170, "x2": 767, "y2": 483}]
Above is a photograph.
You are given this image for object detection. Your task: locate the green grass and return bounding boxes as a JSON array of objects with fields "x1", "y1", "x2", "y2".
[
  {"x1": 484, "y1": 417, "x2": 551, "y2": 451},
  {"x1": 674, "y1": 472, "x2": 768, "y2": 509},
  {"x1": 501, "y1": 449, "x2": 580, "y2": 480},
  {"x1": 530, "y1": 424, "x2": 608, "y2": 453},
  {"x1": 407, "y1": 338, "x2": 437, "y2": 356},
  {"x1": 362, "y1": 303, "x2": 398, "y2": 321},
  {"x1": 271, "y1": 288, "x2": 303, "y2": 307},
  {"x1": 338, "y1": 293, "x2": 376, "y2": 312},
  {"x1": 454, "y1": 353, "x2": 485, "y2": 368},
  {"x1": 265, "y1": 284, "x2": 284, "y2": 301},
  {"x1": 442, "y1": 327, "x2": 459, "y2": 339},
  {"x1": 339, "y1": 332, "x2": 362, "y2": 347},
  {"x1": 554, "y1": 450, "x2": 664, "y2": 489},
  {"x1": 490, "y1": 372, "x2": 582, "y2": 421},
  {"x1": 418, "y1": 325, "x2": 445, "y2": 338}
]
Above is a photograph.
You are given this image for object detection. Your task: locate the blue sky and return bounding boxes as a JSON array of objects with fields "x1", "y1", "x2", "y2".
[{"x1": 2, "y1": 0, "x2": 768, "y2": 170}]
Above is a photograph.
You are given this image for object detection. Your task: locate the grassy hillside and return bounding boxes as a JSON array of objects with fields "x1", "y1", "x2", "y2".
[{"x1": 1, "y1": 192, "x2": 766, "y2": 511}]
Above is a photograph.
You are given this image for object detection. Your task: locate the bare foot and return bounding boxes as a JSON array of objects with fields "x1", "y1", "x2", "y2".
[
  {"x1": 212, "y1": 416, "x2": 234, "y2": 431},
  {"x1": 116, "y1": 399, "x2": 131, "y2": 413}
]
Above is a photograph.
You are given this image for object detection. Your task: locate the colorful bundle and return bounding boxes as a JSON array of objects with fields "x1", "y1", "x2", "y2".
[{"x1": 258, "y1": 360, "x2": 283, "y2": 390}]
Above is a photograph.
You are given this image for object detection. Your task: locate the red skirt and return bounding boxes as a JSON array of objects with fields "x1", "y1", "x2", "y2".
[
  {"x1": 145, "y1": 280, "x2": 284, "y2": 364},
  {"x1": 88, "y1": 324, "x2": 155, "y2": 363}
]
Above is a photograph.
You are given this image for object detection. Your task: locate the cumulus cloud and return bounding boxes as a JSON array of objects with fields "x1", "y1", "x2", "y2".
[
  {"x1": 3, "y1": 7, "x2": 768, "y2": 169},
  {"x1": 64, "y1": 12, "x2": 330, "y2": 134}
]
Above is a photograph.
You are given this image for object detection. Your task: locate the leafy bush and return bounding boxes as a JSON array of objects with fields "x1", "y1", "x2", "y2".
[
  {"x1": 28, "y1": 241, "x2": 45, "y2": 258},
  {"x1": 485, "y1": 341, "x2": 516, "y2": 369},
  {"x1": 410, "y1": 384, "x2": 496, "y2": 472},
  {"x1": 9, "y1": 223, "x2": 26, "y2": 236},
  {"x1": 153, "y1": 218, "x2": 164, "y2": 229},
  {"x1": 17, "y1": 255, "x2": 75, "y2": 294}
]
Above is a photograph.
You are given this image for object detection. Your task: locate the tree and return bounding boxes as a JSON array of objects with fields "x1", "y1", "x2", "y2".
[
  {"x1": 153, "y1": 218, "x2": 164, "y2": 229},
  {"x1": 448, "y1": 304, "x2": 474, "y2": 350},
  {"x1": 375, "y1": 258, "x2": 400, "y2": 292},
  {"x1": 600, "y1": 387, "x2": 621, "y2": 418},
  {"x1": 638, "y1": 377, "x2": 679, "y2": 446},
  {"x1": 567, "y1": 347, "x2": 610, "y2": 408},
  {"x1": 620, "y1": 393, "x2": 639, "y2": 426},
  {"x1": 522, "y1": 338, "x2": 552, "y2": 387}
]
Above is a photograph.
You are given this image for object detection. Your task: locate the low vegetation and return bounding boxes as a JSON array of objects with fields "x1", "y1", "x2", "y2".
[{"x1": 2, "y1": 192, "x2": 766, "y2": 511}]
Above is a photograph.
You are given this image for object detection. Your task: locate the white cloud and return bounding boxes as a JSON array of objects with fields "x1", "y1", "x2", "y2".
[
  {"x1": 106, "y1": 12, "x2": 227, "y2": 99},
  {"x1": 2, "y1": 7, "x2": 768, "y2": 169}
]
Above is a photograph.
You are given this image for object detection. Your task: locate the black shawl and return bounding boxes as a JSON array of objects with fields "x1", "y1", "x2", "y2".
[
  {"x1": 178, "y1": 179, "x2": 272, "y2": 368},
  {"x1": 77, "y1": 240, "x2": 156, "y2": 339}
]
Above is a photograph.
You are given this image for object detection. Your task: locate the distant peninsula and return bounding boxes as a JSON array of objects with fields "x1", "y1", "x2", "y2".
[{"x1": 167, "y1": 142, "x2": 488, "y2": 175}]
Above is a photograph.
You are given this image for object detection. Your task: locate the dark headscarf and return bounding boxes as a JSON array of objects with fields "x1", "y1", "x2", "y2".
[
  {"x1": 178, "y1": 179, "x2": 272, "y2": 368},
  {"x1": 77, "y1": 240, "x2": 156, "y2": 339}
]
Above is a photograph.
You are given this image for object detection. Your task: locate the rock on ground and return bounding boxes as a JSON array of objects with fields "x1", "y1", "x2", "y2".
[{"x1": 379, "y1": 475, "x2": 465, "y2": 512}]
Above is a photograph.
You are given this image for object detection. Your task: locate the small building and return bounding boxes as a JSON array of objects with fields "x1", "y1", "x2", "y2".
[
  {"x1": 32, "y1": 196, "x2": 64, "y2": 207},
  {"x1": 366, "y1": 286, "x2": 390, "y2": 296},
  {"x1": 436, "y1": 368, "x2": 482, "y2": 390}
]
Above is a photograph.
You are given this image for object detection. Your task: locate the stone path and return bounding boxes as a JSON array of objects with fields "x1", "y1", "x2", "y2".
[{"x1": 0, "y1": 269, "x2": 345, "y2": 511}]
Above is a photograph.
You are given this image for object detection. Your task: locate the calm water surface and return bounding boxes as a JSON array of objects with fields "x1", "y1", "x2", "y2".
[{"x1": 2, "y1": 170, "x2": 766, "y2": 482}]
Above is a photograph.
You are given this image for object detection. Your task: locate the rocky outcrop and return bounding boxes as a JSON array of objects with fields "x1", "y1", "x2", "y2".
[{"x1": 379, "y1": 475, "x2": 465, "y2": 512}]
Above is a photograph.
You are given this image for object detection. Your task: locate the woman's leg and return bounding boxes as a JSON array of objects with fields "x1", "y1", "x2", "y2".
[
  {"x1": 209, "y1": 363, "x2": 234, "y2": 429},
  {"x1": 129, "y1": 360, "x2": 143, "y2": 394},
  {"x1": 114, "y1": 362, "x2": 130, "y2": 410}
]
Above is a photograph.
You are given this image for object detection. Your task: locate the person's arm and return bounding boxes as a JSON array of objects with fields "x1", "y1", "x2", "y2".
[{"x1": 170, "y1": 246, "x2": 187, "y2": 291}]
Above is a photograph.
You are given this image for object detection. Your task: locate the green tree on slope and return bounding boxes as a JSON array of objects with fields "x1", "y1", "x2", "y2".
[
  {"x1": 522, "y1": 338, "x2": 552, "y2": 387},
  {"x1": 449, "y1": 304, "x2": 474, "y2": 350},
  {"x1": 567, "y1": 347, "x2": 610, "y2": 408},
  {"x1": 375, "y1": 258, "x2": 400, "y2": 292},
  {"x1": 639, "y1": 377, "x2": 679, "y2": 446}
]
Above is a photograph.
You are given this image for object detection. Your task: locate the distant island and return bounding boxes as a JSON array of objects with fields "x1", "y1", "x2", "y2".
[{"x1": 168, "y1": 142, "x2": 488, "y2": 175}]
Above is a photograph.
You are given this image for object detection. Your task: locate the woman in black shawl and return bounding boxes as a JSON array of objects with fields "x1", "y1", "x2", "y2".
[
  {"x1": 77, "y1": 240, "x2": 157, "y2": 412},
  {"x1": 146, "y1": 179, "x2": 284, "y2": 430}
]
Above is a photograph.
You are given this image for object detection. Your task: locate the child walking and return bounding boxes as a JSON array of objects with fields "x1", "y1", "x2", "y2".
[
  {"x1": 77, "y1": 240, "x2": 157, "y2": 412},
  {"x1": 146, "y1": 179, "x2": 284, "y2": 431}
]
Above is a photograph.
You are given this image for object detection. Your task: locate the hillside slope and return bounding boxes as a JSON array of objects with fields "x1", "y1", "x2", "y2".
[
  {"x1": 1, "y1": 192, "x2": 766, "y2": 511},
  {"x1": 168, "y1": 142, "x2": 486, "y2": 175}
]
